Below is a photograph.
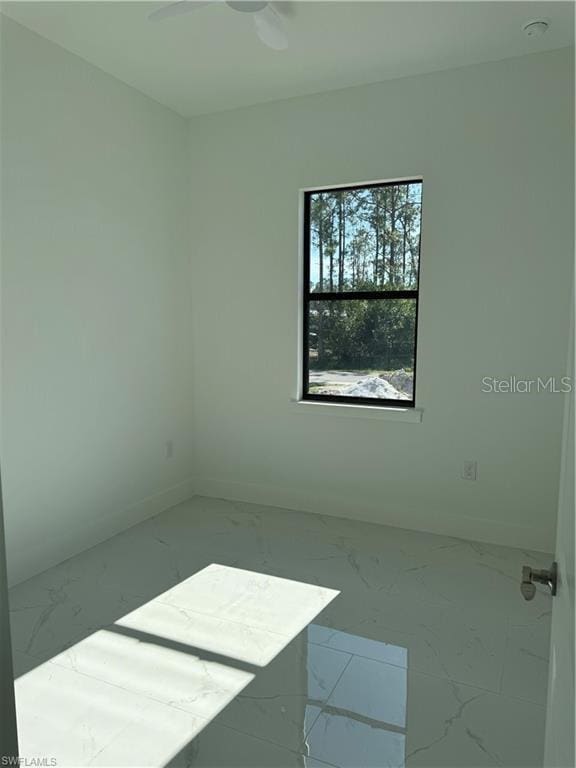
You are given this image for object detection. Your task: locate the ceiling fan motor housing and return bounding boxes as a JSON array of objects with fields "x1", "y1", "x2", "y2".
[{"x1": 226, "y1": 1, "x2": 268, "y2": 12}]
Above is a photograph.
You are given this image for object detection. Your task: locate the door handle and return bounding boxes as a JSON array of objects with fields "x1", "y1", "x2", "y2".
[{"x1": 520, "y1": 562, "x2": 557, "y2": 601}]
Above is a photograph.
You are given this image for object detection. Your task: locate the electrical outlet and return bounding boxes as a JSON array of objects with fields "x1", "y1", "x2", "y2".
[
  {"x1": 165, "y1": 440, "x2": 174, "y2": 460},
  {"x1": 462, "y1": 460, "x2": 477, "y2": 481}
]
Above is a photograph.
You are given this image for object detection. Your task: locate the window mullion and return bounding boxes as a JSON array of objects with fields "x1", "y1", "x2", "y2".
[{"x1": 302, "y1": 179, "x2": 422, "y2": 407}]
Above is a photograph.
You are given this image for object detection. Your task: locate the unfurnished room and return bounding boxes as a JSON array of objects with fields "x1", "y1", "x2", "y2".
[{"x1": 0, "y1": 2, "x2": 574, "y2": 767}]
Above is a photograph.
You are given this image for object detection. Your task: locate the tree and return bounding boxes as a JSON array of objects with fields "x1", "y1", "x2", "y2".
[{"x1": 308, "y1": 182, "x2": 422, "y2": 372}]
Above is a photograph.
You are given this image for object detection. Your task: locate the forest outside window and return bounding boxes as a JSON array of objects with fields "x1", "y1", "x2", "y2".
[{"x1": 302, "y1": 179, "x2": 422, "y2": 408}]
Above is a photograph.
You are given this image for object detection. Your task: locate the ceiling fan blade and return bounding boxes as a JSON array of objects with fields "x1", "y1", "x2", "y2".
[
  {"x1": 148, "y1": 1, "x2": 216, "y2": 22},
  {"x1": 253, "y1": 5, "x2": 288, "y2": 50}
]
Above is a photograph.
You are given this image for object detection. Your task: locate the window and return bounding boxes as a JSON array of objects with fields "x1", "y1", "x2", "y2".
[{"x1": 302, "y1": 179, "x2": 422, "y2": 408}]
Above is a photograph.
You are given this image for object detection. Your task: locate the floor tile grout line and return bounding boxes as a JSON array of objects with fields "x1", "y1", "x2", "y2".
[
  {"x1": 9, "y1": 505, "x2": 552, "y2": 681},
  {"x1": 309, "y1": 699, "x2": 407, "y2": 735},
  {"x1": 313, "y1": 640, "x2": 548, "y2": 707},
  {"x1": 310, "y1": 636, "x2": 506, "y2": 698},
  {"x1": 15, "y1": 632, "x2": 548, "y2": 765},
  {"x1": 14, "y1": 633, "x2": 545, "y2": 709},
  {"x1": 36, "y1": 634, "x2": 547, "y2": 713},
  {"x1": 12, "y1": 620, "x2": 550, "y2": 708},
  {"x1": 196, "y1": 713, "x2": 340, "y2": 767},
  {"x1": 8, "y1": 496, "x2": 552, "y2": 593},
  {"x1": 10, "y1": 590, "x2": 340, "y2": 660},
  {"x1": 10, "y1": 499, "x2": 551, "y2": 768},
  {"x1": 11, "y1": 598, "x2": 551, "y2": 706},
  {"x1": 306, "y1": 638, "x2": 408, "y2": 672},
  {"x1": 42, "y1": 651, "x2": 232, "y2": 724},
  {"x1": 34, "y1": 632, "x2": 356, "y2": 760},
  {"x1": 148, "y1": 595, "x2": 338, "y2": 639},
  {"x1": 399, "y1": 664, "x2": 547, "y2": 706},
  {"x1": 193, "y1": 495, "x2": 552, "y2": 560},
  {"x1": 11, "y1": 625, "x2": 109, "y2": 666},
  {"x1": 30, "y1": 625, "x2": 357, "y2": 756},
  {"x1": 303, "y1": 652, "x2": 355, "y2": 740}
]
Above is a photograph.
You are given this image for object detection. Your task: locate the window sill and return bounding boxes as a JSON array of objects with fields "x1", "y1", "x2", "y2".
[{"x1": 289, "y1": 399, "x2": 423, "y2": 423}]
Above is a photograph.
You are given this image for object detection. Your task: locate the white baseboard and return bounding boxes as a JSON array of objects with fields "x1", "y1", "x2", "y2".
[
  {"x1": 9, "y1": 472, "x2": 553, "y2": 586},
  {"x1": 8, "y1": 477, "x2": 197, "y2": 587},
  {"x1": 192, "y1": 476, "x2": 554, "y2": 554}
]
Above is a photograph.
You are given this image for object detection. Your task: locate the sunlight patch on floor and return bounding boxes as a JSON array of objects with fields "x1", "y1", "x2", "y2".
[{"x1": 15, "y1": 564, "x2": 340, "y2": 767}]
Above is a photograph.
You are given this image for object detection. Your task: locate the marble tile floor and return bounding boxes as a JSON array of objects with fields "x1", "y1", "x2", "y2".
[{"x1": 9, "y1": 496, "x2": 553, "y2": 767}]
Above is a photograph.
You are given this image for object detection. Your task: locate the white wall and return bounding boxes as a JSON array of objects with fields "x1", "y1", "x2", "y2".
[
  {"x1": 0, "y1": 18, "x2": 195, "y2": 585},
  {"x1": 187, "y1": 48, "x2": 574, "y2": 552},
  {"x1": 0, "y1": 19, "x2": 571, "y2": 581}
]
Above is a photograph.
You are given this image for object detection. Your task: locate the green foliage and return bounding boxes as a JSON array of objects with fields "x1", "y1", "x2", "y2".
[
  {"x1": 309, "y1": 300, "x2": 416, "y2": 371},
  {"x1": 308, "y1": 183, "x2": 421, "y2": 371}
]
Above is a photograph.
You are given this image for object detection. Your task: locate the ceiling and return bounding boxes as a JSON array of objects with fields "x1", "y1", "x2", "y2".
[{"x1": 2, "y1": 1, "x2": 573, "y2": 117}]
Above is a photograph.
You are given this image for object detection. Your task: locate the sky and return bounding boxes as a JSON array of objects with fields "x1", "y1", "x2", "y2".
[{"x1": 308, "y1": 182, "x2": 422, "y2": 290}]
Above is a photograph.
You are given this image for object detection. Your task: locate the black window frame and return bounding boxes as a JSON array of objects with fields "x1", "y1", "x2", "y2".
[{"x1": 302, "y1": 179, "x2": 422, "y2": 409}]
